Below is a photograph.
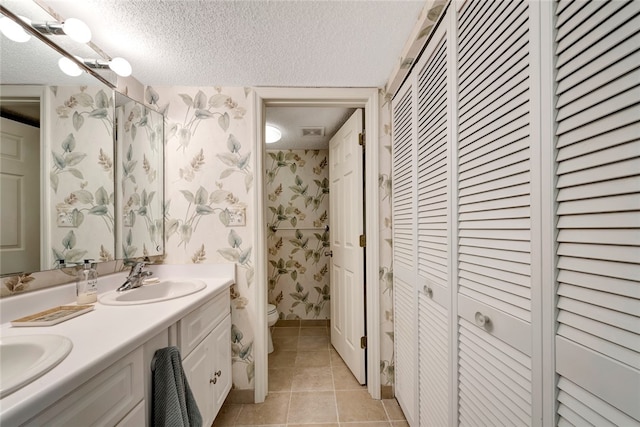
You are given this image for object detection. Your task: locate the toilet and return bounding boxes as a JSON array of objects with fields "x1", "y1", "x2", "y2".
[{"x1": 267, "y1": 304, "x2": 279, "y2": 353}]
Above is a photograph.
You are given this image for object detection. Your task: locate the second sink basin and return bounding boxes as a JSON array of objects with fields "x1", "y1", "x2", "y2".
[
  {"x1": 99, "y1": 279, "x2": 206, "y2": 305},
  {"x1": 0, "y1": 334, "x2": 73, "y2": 398}
]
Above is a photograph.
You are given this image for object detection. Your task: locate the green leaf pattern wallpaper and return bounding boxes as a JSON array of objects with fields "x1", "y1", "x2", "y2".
[
  {"x1": 378, "y1": 91, "x2": 394, "y2": 386},
  {"x1": 266, "y1": 149, "x2": 331, "y2": 320},
  {"x1": 144, "y1": 85, "x2": 257, "y2": 389},
  {"x1": 48, "y1": 86, "x2": 115, "y2": 268},
  {"x1": 116, "y1": 100, "x2": 163, "y2": 258}
]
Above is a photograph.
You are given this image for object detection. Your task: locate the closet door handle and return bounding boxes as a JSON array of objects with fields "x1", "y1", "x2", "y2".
[
  {"x1": 423, "y1": 285, "x2": 433, "y2": 298},
  {"x1": 475, "y1": 311, "x2": 491, "y2": 329},
  {"x1": 210, "y1": 377, "x2": 217, "y2": 384},
  {"x1": 215, "y1": 370, "x2": 222, "y2": 377},
  {"x1": 325, "y1": 251, "x2": 333, "y2": 257}
]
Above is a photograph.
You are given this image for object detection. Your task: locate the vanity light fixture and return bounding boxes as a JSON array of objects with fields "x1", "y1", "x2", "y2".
[
  {"x1": 83, "y1": 57, "x2": 132, "y2": 77},
  {"x1": 58, "y1": 57, "x2": 133, "y2": 78},
  {"x1": 0, "y1": 15, "x2": 31, "y2": 42},
  {"x1": 32, "y1": 18, "x2": 92, "y2": 44},
  {"x1": 265, "y1": 125, "x2": 282, "y2": 144},
  {"x1": 58, "y1": 56, "x2": 83, "y2": 76}
]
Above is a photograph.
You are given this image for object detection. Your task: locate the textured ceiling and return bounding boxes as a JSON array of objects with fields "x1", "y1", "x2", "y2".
[
  {"x1": 266, "y1": 106, "x2": 355, "y2": 150},
  {"x1": 41, "y1": 0, "x2": 426, "y2": 87}
]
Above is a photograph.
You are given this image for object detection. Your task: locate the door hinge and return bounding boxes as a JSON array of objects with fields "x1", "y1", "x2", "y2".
[
  {"x1": 358, "y1": 132, "x2": 365, "y2": 148},
  {"x1": 359, "y1": 234, "x2": 366, "y2": 247},
  {"x1": 360, "y1": 336, "x2": 367, "y2": 349}
]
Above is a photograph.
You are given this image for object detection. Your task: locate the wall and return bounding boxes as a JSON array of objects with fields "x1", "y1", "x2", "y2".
[
  {"x1": 46, "y1": 85, "x2": 115, "y2": 268},
  {"x1": 144, "y1": 85, "x2": 257, "y2": 390},
  {"x1": 266, "y1": 149, "x2": 330, "y2": 320},
  {"x1": 378, "y1": 91, "x2": 394, "y2": 387}
]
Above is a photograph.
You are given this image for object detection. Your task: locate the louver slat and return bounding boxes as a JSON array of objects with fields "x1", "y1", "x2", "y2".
[{"x1": 555, "y1": 0, "x2": 640, "y2": 423}]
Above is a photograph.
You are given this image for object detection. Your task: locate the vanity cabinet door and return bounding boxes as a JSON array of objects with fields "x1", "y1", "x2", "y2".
[
  {"x1": 182, "y1": 331, "x2": 214, "y2": 424},
  {"x1": 182, "y1": 314, "x2": 232, "y2": 427},
  {"x1": 22, "y1": 347, "x2": 144, "y2": 427},
  {"x1": 211, "y1": 314, "x2": 232, "y2": 411}
]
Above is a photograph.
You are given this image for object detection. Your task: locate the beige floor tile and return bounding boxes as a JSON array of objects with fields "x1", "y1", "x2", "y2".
[
  {"x1": 235, "y1": 425, "x2": 286, "y2": 427},
  {"x1": 302, "y1": 319, "x2": 328, "y2": 327},
  {"x1": 276, "y1": 319, "x2": 300, "y2": 327},
  {"x1": 300, "y1": 326, "x2": 329, "y2": 336},
  {"x1": 272, "y1": 327, "x2": 299, "y2": 337},
  {"x1": 341, "y1": 422, "x2": 391, "y2": 427},
  {"x1": 335, "y1": 390, "x2": 388, "y2": 423},
  {"x1": 329, "y1": 348, "x2": 348, "y2": 368},
  {"x1": 268, "y1": 350, "x2": 297, "y2": 369},
  {"x1": 291, "y1": 366, "x2": 334, "y2": 391},
  {"x1": 287, "y1": 424, "x2": 338, "y2": 427},
  {"x1": 382, "y1": 399, "x2": 406, "y2": 421},
  {"x1": 212, "y1": 402, "x2": 242, "y2": 426},
  {"x1": 273, "y1": 335, "x2": 299, "y2": 350},
  {"x1": 268, "y1": 368, "x2": 294, "y2": 392},
  {"x1": 298, "y1": 335, "x2": 330, "y2": 350},
  {"x1": 332, "y1": 365, "x2": 366, "y2": 391},
  {"x1": 236, "y1": 392, "x2": 289, "y2": 425},
  {"x1": 390, "y1": 421, "x2": 410, "y2": 427},
  {"x1": 295, "y1": 350, "x2": 331, "y2": 367},
  {"x1": 288, "y1": 391, "x2": 338, "y2": 424}
]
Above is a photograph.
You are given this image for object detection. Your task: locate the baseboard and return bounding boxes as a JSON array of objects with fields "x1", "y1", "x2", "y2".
[
  {"x1": 226, "y1": 388, "x2": 255, "y2": 404},
  {"x1": 380, "y1": 385, "x2": 394, "y2": 399}
]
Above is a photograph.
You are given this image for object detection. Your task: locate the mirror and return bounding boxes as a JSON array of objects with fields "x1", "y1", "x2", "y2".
[
  {"x1": 115, "y1": 92, "x2": 164, "y2": 259},
  {"x1": 1, "y1": 4, "x2": 115, "y2": 276}
]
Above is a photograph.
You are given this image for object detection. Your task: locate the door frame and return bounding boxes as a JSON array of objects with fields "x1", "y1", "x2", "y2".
[
  {"x1": 0, "y1": 85, "x2": 47, "y2": 268},
  {"x1": 251, "y1": 87, "x2": 380, "y2": 403}
]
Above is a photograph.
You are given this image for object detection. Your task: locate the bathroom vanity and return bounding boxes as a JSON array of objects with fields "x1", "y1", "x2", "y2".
[{"x1": 0, "y1": 264, "x2": 234, "y2": 427}]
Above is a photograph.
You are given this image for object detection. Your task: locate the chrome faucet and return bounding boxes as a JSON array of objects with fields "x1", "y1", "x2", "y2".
[{"x1": 117, "y1": 261, "x2": 153, "y2": 292}]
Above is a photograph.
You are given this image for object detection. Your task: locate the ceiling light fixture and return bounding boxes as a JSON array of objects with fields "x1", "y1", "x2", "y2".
[
  {"x1": 0, "y1": 15, "x2": 31, "y2": 43},
  {"x1": 58, "y1": 56, "x2": 83, "y2": 76},
  {"x1": 32, "y1": 18, "x2": 92, "y2": 43},
  {"x1": 265, "y1": 125, "x2": 282, "y2": 144},
  {"x1": 83, "y1": 57, "x2": 133, "y2": 77}
]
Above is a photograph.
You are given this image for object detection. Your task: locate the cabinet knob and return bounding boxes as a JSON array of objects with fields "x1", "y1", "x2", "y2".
[
  {"x1": 423, "y1": 285, "x2": 433, "y2": 298},
  {"x1": 475, "y1": 311, "x2": 491, "y2": 328},
  {"x1": 210, "y1": 377, "x2": 217, "y2": 384},
  {"x1": 215, "y1": 370, "x2": 222, "y2": 377}
]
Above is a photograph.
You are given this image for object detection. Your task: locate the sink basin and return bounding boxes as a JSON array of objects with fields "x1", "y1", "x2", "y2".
[
  {"x1": 0, "y1": 334, "x2": 72, "y2": 398},
  {"x1": 99, "y1": 279, "x2": 206, "y2": 305}
]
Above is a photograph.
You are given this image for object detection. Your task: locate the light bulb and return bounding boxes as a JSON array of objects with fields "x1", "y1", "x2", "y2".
[
  {"x1": 109, "y1": 57, "x2": 132, "y2": 77},
  {"x1": 62, "y1": 18, "x2": 91, "y2": 43},
  {"x1": 0, "y1": 16, "x2": 31, "y2": 43},
  {"x1": 58, "y1": 56, "x2": 83, "y2": 77},
  {"x1": 265, "y1": 125, "x2": 282, "y2": 144}
]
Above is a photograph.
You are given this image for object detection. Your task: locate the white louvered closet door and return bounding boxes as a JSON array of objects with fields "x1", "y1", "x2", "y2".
[
  {"x1": 554, "y1": 1, "x2": 640, "y2": 425},
  {"x1": 391, "y1": 80, "x2": 418, "y2": 426},
  {"x1": 415, "y1": 11, "x2": 451, "y2": 427},
  {"x1": 456, "y1": 0, "x2": 535, "y2": 425}
]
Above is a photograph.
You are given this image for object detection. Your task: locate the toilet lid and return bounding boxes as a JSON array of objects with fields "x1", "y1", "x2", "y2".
[{"x1": 267, "y1": 304, "x2": 277, "y2": 314}]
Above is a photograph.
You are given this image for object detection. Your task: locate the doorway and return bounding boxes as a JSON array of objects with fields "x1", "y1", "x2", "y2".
[{"x1": 252, "y1": 87, "x2": 380, "y2": 403}]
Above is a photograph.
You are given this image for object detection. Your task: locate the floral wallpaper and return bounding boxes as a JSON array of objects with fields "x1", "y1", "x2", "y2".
[
  {"x1": 144, "y1": 85, "x2": 256, "y2": 390},
  {"x1": 47, "y1": 85, "x2": 115, "y2": 268},
  {"x1": 266, "y1": 149, "x2": 330, "y2": 320},
  {"x1": 116, "y1": 97, "x2": 164, "y2": 259},
  {"x1": 378, "y1": 90, "x2": 395, "y2": 387}
]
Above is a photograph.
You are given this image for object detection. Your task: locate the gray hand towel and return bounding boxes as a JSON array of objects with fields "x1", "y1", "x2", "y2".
[{"x1": 152, "y1": 346, "x2": 202, "y2": 427}]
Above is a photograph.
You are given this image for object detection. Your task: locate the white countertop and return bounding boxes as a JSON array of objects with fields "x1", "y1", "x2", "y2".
[{"x1": 0, "y1": 264, "x2": 235, "y2": 426}]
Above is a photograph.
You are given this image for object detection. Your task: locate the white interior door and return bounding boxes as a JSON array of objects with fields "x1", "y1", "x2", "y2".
[
  {"x1": 0, "y1": 117, "x2": 40, "y2": 275},
  {"x1": 329, "y1": 108, "x2": 365, "y2": 384}
]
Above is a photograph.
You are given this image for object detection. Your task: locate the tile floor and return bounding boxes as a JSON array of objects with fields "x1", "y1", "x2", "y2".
[{"x1": 213, "y1": 321, "x2": 407, "y2": 427}]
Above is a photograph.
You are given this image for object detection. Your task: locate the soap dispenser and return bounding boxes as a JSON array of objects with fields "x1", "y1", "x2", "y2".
[{"x1": 76, "y1": 259, "x2": 98, "y2": 304}]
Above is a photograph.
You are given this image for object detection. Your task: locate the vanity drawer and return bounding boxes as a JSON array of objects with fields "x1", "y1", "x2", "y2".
[
  {"x1": 179, "y1": 290, "x2": 230, "y2": 358},
  {"x1": 22, "y1": 347, "x2": 144, "y2": 427}
]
